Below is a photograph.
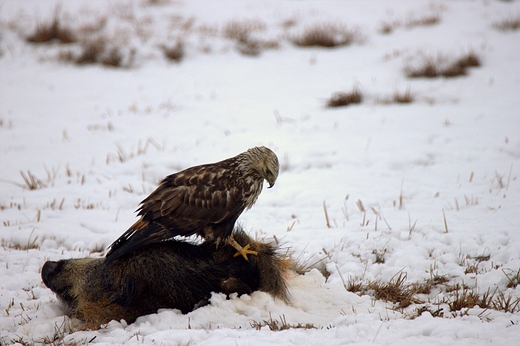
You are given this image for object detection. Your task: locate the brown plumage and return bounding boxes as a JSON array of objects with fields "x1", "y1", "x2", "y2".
[{"x1": 105, "y1": 146, "x2": 279, "y2": 263}]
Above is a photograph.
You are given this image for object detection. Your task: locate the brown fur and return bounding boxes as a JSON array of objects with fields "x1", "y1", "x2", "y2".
[{"x1": 42, "y1": 228, "x2": 291, "y2": 329}]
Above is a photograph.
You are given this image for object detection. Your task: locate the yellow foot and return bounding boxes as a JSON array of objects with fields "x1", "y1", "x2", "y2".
[{"x1": 233, "y1": 243, "x2": 258, "y2": 261}]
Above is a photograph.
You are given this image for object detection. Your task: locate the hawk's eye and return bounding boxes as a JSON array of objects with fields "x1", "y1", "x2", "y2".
[{"x1": 266, "y1": 168, "x2": 272, "y2": 176}]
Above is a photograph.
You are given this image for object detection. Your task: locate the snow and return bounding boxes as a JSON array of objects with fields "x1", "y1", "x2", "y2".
[{"x1": 1, "y1": 0, "x2": 520, "y2": 345}]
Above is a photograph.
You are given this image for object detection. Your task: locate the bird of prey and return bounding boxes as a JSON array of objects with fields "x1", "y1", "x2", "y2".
[{"x1": 105, "y1": 146, "x2": 279, "y2": 263}]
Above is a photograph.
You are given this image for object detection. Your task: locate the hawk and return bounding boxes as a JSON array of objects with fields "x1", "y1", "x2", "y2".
[{"x1": 105, "y1": 146, "x2": 279, "y2": 263}]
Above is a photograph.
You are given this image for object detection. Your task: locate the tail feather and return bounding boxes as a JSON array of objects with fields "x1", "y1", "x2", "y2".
[{"x1": 105, "y1": 220, "x2": 170, "y2": 264}]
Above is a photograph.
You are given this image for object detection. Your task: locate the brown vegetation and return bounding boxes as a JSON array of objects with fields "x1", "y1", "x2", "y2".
[
  {"x1": 344, "y1": 269, "x2": 520, "y2": 316},
  {"x1": 326, "y1": 89, "x2": 363, "y2": 108},
  {"x1": 377, "y1": 88, "x2": 415, "y2": 104},
  {"x1": 60, "y1": 38, "x2": 135, "y2": 68},
  {"x1": 161, "y1": 41, "x2": 184, "y2": 62},
  {"x1": 291, "y1": 23, "x2": 359, "y2": 48},
  {"x1": 26, "y1": 7, "x2": 76, "y2": 44},
  {"x1": 251, "y1": 314, "x2": 316, "y2": 331},
  {"x1": 493, "y1": 14, "x2": 520, "y2": 31},
  {"x1": 406, "y1": 14, "x2": 441, "y2": 28},
  {"x1": 222, "y1": 19, "x2": 279, "y2": 56},
  {"x1": 405, "y1": 51, "x2": 481, "y2": 78},
  {"x1": 379, "y1": 13, "x2": 440, "y2": 34}
]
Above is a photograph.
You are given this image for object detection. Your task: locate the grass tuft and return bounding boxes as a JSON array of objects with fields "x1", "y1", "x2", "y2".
[
  {"x1": 392, "y1": 88, "x2": 415, "y2": 103},
  {"x1": 342, "y1": 267, "x2": 520, "y2": 315},
  {"x1": 457, "y1": 51, "x2": 481, "y2": 69},
  {"x1": 12, "y1": 318, "x2": 82, "y2": 346},
  {"x1": 250, "y1": 313, "x2": 316, "y2": 331},
  {"x1": 377, "y1": 88, "x2": 415, "y2": 104},
  {"x1": 368, "y1": 272, "x2": 421, "y2": 308},
  {"x1": 493, "y1": 14, "x2": 520, "y2": 31},
  {"x1": 406, "y1": 14, "x2": 441, "y2": 28},
  {"x1": 379, "y1": 20, "x2": 400, "y2": 34},
  {"x1": 503, "y1": 268, "x2": 520, "y2": 288},
  {"x1": 74, "y1": 38, "x2": 107, "y2": 65},
  {"x1": 20, "y1": 171, "x2": 46, "y2": 190},
  {"x1": 406, "y1": 305, "x2": 444, "y2": 319},
  {"x1": 26, "y1": 6, "x2": 76, "y2": 44},
  {"x1": 447, "y1": 286, "x2": 480, "y2": 311},
  {"x1": 291, "y1": 23, "x2": 359, "y2": 48},
  {"x1": 222, "y1": 19, "x2": 279, "y2": 56},
  {"x1": 372, "y1": 249, "x2": 386, "y2": 264},
  {"x1": 1, "y1": 229, "x2": 41, "y2": 251},
  {"x1": 100, "y1": 46, "x2": 124, "y2": 67},
  {"x1": 405, "y1": 51, "x2": 481, "y2": 79},
  {"x1": 379, "y1": 12, "x2": 441, "y2": 34},
  {"x1": 161, "y1": 41, "x2": 184, "y2": 62},
  {"x1": 72, "y1": 38, "x2": 135, "y2": 68},
  {"x1": 326, "y1": 88, "x2": 362, "y2": 108},
  {"x1": 223, "y1": 19, "x2": 266, "y2": 43},
  {"x1": 492, "y1": 291, "x2": 520, "y2": 313},
  {"x1": 345, "y1": 276, "x2": 364, "y2": 293}
]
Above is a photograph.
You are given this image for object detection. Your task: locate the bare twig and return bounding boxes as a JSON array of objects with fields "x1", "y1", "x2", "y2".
[
  {"x1": 442, "y1": 209, "x2": 449, "y2": 233},
  {"x1": 323, "y1": 201, "x2": 331, "y2": 228}
]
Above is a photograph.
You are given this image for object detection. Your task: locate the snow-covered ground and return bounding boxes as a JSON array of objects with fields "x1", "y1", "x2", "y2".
[{"x1": 1, "y1": 0, "x2": 520, "y2": 344}]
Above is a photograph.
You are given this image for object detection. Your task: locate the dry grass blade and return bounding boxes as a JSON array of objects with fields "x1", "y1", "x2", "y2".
[
  {"x1": 20, "y1": 171, "x2": 46, "y2": 190},
  {"x1": 442, "y1": 209, "x2": 449, "y2": 233},
  {"x1": 323, "y1": 200, "x2": 331, "y2": 228},
  {"x1": 502, "y1": 268, "x2": 520, "y2": 288}
]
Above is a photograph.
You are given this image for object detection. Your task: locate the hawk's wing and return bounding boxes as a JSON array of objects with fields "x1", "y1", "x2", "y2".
[{"x1": 105, "y1": 162, "x2": 248, "y2": 263}]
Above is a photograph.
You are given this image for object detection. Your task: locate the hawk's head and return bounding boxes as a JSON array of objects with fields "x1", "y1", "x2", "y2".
[{"x1": 247, "y1": 146, "x2": 279, "y2": 188}]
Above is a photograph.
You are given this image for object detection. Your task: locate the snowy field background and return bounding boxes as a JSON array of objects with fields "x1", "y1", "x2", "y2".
[{"x1": 1, "y1": 0, "x2": 520, "y2": 344}]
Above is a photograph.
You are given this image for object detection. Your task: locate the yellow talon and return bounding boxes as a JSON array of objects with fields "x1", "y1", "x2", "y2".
[{"x1": 233, "y1": 243, "x2": 258, "y2": 261}]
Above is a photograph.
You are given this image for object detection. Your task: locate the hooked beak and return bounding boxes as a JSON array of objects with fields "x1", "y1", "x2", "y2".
[{"x1": 267, "y1": 182, "x2": 275, "y2": 189}]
